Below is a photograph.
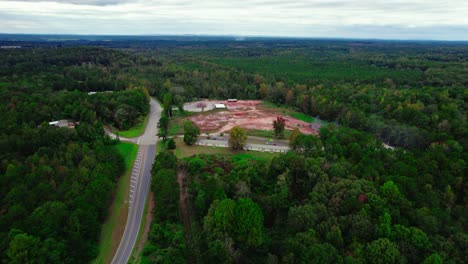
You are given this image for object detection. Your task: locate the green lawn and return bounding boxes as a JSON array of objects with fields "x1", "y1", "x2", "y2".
[
  {"x1": 260, "y1": 101, "x2": 327, "y2": 125},
  {"x1": 93, "y1": 142, "x2": 138, "y2": 264},
  {"x1": 168, "y1": 124, "x2": 181, "y2": 136},
  {"x1": 117, "y1": 114, "x2": 149, "y2": 138},
  {"x1": 246, "y1": 129, "x2": 292, "y2": 139},
  {"x1": 290, "y1": 112, "x2": 315, "y2": 123}
]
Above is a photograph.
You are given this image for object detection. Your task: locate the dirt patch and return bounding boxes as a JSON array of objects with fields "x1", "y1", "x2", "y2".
[
  {"x1": 183, "y1": 99, "x2": 215, "y2": 112},
  {"x1": 188, "y1": 100, "x2": 319, "y2": 135}
]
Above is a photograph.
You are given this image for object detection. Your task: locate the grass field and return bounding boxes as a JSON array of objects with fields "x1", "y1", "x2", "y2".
[
  {"x1": 117, "y1": 114, "x2": 149, "y2": 138},
  {"x1": 246, "y1": 129, "x2": 292, "y2": 139},
  {"x1": 93, "y1": 142, "x2": 138, "y2": 264},
  {"x1": 260, "y1": 101, "x2": 328, "y2": 125},
  {"x1": 173, "y1": 137, "x2": 279, "y2": 160}
]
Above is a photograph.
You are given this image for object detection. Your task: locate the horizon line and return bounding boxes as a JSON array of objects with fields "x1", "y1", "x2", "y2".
[{"x1": 1, "y1": 33, "x2": 468, "y2": 43}]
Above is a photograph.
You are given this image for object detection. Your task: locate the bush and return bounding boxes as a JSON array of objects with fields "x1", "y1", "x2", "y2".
[{"x1": 167, "y1": 138, "x2": 176, "y2": 150}]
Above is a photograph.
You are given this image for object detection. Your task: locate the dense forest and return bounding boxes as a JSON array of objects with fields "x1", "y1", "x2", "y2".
[
  {"x1": 0, "y1": 37, "x2": 466, "y2": 263},
  {"x1": 147, "y1": 126, "x2": 465, "y2": 263},
  {"x1": 0, "y1": 47, "x2": 148, "y2": 263}
]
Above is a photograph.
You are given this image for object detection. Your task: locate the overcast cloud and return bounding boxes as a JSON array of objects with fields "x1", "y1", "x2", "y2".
[{"x1": 0, "y1": 0, "x2": 467, "y2": 40}]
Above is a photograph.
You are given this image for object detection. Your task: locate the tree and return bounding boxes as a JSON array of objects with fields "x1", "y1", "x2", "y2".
[
  {"x1": 233, "y1": 198, "x2": 264, "y2": 247},
  {"x1": 289, "y1": 127, "x2": 301, "y2": 147},
  {"x1": 288, "y1": 204, "x2": 320, "y2": 233},
  {"x1": 204, "y1": 198, "x2": 264, "y2": 248},
  {"x1": 377, "y1": 212, "x2": 392, "y2": 238},
  {"x1": 183, "y1": 120, "x2": 200, "y2": 145},
  {"x1": 151, "y1": 168, "x2": 179, "y2": 222},
  {"x1": 305, "y1": 243, "x2": 342, "y2": 264},
  {"x1": 325, "y1": 225, "x2": 344, "y2": 249},
  {"x1": 7, "y1": 232, "x2": 41, "y2": 264},
  {"x1": 290, "y1": 134, "x2": 324, "y2": 157},
  {"x1": 158, "y1": 116, "x2": 170, "y2": 140},
  {"x1": 366, "y1": 238, "x2": 404, "y2": 264},
  {"x1": 380, "y1": 180, "x2": 403, "y2": 201},
  {"x1": 163, "y1": 93, "x2": 173, "y2": 117},
  {"x1": 422, "y1": 253, "x2": 443, "y2": 264},
  {"x1": 273, "y1": 116, "x2": 286, "y2": 138},
  {"x1": 229, "y1": 126, "x2": 247, "y2": 150}
]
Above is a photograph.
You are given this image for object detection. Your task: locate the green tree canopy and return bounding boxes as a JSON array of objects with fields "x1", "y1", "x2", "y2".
[{"x1": 183, "y1": 120, "x2": 200, "y2": 146}]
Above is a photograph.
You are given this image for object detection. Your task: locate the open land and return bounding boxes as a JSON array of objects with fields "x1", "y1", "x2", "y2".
[{"x1": 186, "y1": 100, "x2": 321, "y2": 135}]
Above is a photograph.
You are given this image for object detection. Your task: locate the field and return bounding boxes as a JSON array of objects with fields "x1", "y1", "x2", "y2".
[
  {"x1": 186, "y1": 100, "x2": 321, "y2": 135},
  {"x1": 94, "y1": 142, "x2": 138, "y2": 264}
]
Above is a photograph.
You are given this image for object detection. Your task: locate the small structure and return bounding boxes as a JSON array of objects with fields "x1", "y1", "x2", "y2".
[
  {"x1": 87, "y1": 91, "x2": 114, "y2": 95},
  {"x1": 214, "y1": 103, "x2": 226, "y2": 109},
  {"x1": 383, "y1": 143, "x2": 395, "y2": 150},
  {"x1": 227, "y1": 99, "x2": 237, "y2": 102},
  {"x1": 48, "y1": 120, "x2": 79, "y2": 128}
]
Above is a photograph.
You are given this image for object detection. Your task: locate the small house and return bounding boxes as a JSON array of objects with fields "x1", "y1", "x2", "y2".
[
  {"x1": 48, "y1": 120, "x2": 79, "y2": 128},
  {"x1": 214, "y1": 103, "x2": 226, "y2": 109}
]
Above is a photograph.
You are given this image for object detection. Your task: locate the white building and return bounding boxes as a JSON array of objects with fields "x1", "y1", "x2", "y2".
[{"x1": 214, "y1": 103, "x2": 226, "y2": 109}]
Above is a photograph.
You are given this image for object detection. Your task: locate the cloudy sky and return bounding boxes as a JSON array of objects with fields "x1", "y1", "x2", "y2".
[{"x1": 0, "y1": 0, "x2": 467, "y2": 40}]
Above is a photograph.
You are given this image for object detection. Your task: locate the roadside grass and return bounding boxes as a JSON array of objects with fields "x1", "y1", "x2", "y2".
[
  {"x1": 93, "y1": 142, "x2": 138, "y2": 264},
  {"x1": 173, "y1": 137, "x2": 279, "y2": 160},
  {"x1": 117, "y1": 114, "x2": 149, "y2": 138},
  {"x1": 246, "y1": 129, "x2": 292, "y2": 139},
  {"x1": 157, "y1": 140, "x2": 166, "y2": 152},
  {"x1": 231, "y1": 152, "x2": 279, "y2": 161}
]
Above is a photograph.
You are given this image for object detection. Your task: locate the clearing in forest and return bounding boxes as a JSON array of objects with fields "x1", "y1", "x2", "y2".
[{"x1": 186, "y1": 100, "x2": 321, "y2": 135}]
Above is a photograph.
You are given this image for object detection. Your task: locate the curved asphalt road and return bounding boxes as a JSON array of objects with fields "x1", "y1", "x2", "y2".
[{"x1": 112, "y1": 98, "x2": 162, "y2": 264}]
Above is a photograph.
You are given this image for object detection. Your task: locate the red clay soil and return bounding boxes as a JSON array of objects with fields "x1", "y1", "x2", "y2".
[{"x1": 188, "y1": 100, "x2": 319, "y2": 135}]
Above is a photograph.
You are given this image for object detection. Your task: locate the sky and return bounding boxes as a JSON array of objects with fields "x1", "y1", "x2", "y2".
[{"x1": 0, "y1": 0, "x2": 467, "y2": 40}]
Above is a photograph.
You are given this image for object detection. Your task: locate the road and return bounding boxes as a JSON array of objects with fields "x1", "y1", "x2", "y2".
[
  {"x1": 197, "y1": 138, "x2": 290, "y2": 153},
  {"x1": 104, "y1": 128, "x2": 138, "y2": 144},
  {"x1": 112, "y1": 98, "x2": 161, "y2": 264}
]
